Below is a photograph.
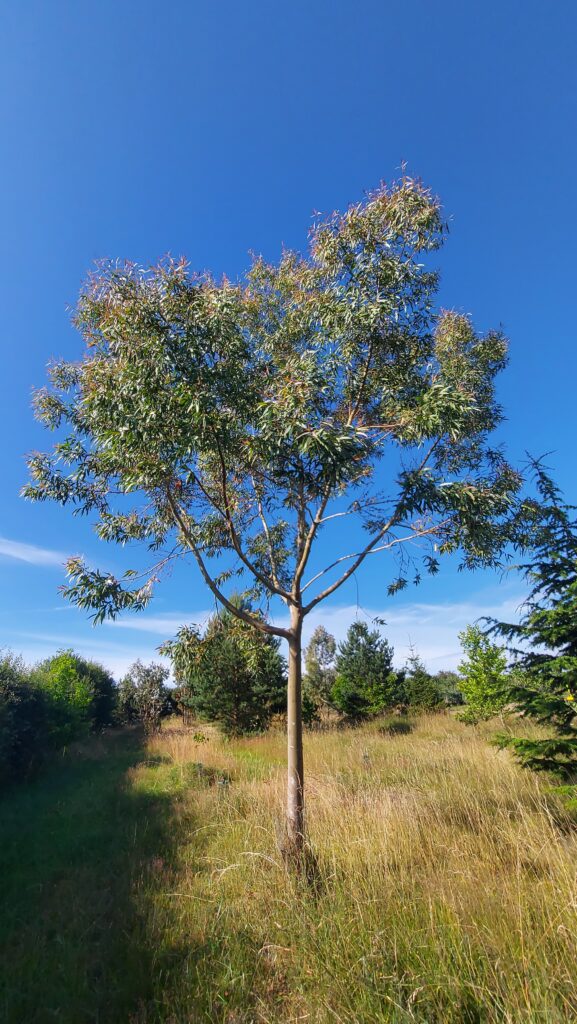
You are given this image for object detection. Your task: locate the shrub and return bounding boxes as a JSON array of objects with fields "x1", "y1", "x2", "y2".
[
  {"x1": 404, "y1": 651, "x2": 443, "y2": 710},
  {"x1": 32, "y1": 651, "x2": 94, "y2": 745},
  {"x1": 117, "y1": 661, "x2": 171, "y2": 734},
  {"x1": 0, "y1": 652, "x2": 49, "y2": 784},
  {"x1": 302, "y1": 691, "x2": 321, "y2": 728},
  {"x1": 31, "y1": 650, "x2": 117, "y2": 743},
  {"x1": 116, "y1": 674, "x2": 139, "y2": 724},
  {"x1": 457, "y1": 625, "x2": 509, "y2": 722},
  {"x1": 434, "y1": 670, "x2": 464, "y2": 706},
  {"x1": 81, "y1": 659, "x2": 116, "y2": 728}
]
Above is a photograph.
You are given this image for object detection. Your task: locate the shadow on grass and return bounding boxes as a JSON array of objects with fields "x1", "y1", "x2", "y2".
[{"x1": 0, "y1": 728, "x2": 181, "y2": 1024}]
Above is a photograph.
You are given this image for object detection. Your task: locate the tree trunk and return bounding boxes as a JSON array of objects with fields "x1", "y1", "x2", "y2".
[{"x1": 286, "y1": 606, "x2": 304, "y2": 860}]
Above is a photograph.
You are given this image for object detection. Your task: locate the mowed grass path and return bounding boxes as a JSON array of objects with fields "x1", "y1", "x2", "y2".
[
  {"x1": 0, "y1": 729, "x2": 182, "y2": 1024},
  {"x1": 2, "y1": 716, "x2": 577, "y2": 1023}
]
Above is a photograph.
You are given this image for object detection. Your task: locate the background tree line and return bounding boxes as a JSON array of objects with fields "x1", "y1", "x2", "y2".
[
  {"x1": 3, "y1": 465, "x2": 576, "y2": 789},
  {"x1": 0, "y1": 652, "x2": 172, "y2": 787}
]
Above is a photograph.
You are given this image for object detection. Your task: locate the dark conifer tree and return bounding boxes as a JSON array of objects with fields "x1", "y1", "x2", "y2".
[
  {"x1": 332, "y1": 621, "x2": 402, "y2": 719},
  {"x1": 493, "y1": 465, "x2": 577, "y2": 776},
  {"x1": 164, "y1": 604, "x2": 286, "y2": 736},
  {"x1": 404, "y1": 649, "x2": 443, "y2": 710}
]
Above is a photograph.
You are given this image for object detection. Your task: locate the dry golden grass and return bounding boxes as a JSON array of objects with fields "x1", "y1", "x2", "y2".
[{"x1": 128, "y1": 715, "x2": 577, "y2": 1023}]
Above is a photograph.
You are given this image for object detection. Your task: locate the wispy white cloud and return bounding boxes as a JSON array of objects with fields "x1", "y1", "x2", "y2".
[
  {"x1": 287, "y1": 593, "x2": 527, "y2": 670},
  {"x1": 7, "y1": 630, "x2": 171, "y2": 681},
  {"x1": 4, "y1": 589, "x2": 528, "y2": 679},
  {"x1": 106, "y1": 611, "x2": 213, "y2": 635},
  {"x1": 0, "y1": 536, "x2": 69, "y2": 567},
  {"x1": 103, "y1": 590, "x2": 527, "y2": 671}
]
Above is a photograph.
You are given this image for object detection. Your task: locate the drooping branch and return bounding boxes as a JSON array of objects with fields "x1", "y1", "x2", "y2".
[{"x1": 301, "y1": 519, "x2": 450, "y2": 602}]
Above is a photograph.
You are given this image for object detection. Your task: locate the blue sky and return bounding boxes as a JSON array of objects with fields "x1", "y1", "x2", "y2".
[{"x1": 1, "y1": 0, "x2": 575, "y2": 676}]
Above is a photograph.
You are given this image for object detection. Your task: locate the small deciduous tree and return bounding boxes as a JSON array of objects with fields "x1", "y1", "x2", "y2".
[
  {"x1": 0, "y1": 652, "x2": 48, "y2": 783},
  {"x1": 32, "y1": 651, "x2": 94, "y2": 744},
  {"x1": 332, "y1": 621, "x2": 402, "y2": 719},
  {"x1": 118, "y1": 661, "x2": 171, "y2": 734},
  {"x1": 163, "y1": 606, "x2": 285, "y2": 736},
  {"x1": 457, "y1": 625, "x2": 509, "y2": 722},
  {"x1": 23, "y1": 177, "x2": 521, "y2": 860},
  {"x1": 491, "y1": 466, "x2": 577, "y2": 775},
  {"x1": 303, "y1": 626, "x2": 337, "y2": 708}
]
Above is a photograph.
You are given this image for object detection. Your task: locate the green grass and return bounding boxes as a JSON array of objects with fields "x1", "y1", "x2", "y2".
[
  {"x1": 0, "y1": 730, "x2": 183, "y2": 1024},
  {"x1": 2, "y1": 717, "x2": 577, "y2": 1022}
]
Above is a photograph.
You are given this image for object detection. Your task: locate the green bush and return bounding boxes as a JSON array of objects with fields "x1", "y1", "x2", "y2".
[
  {"x1": 31, "y1": 650, "x2": 117, "y2": 746},
  {"x1": 82, "y1": 659, "x2": 116, "y2": 728},
  {"x1": 1, "y1": 649, "x2": 119, "y2": 786},
  {"x1": 0, "y1": 652, "x2": 49, "y2": 784},
  {"x1": 32, "y1": 652, "x2": 94, "y2": 745},
  {"x1": 457, "y1": 625, "x2": 509, "y2": 723},
  {"x1": 434, "y1": 670, "x2": 464, "y2": 706},
  {"x1": 302, "y1": 691, "x2": 321, "y2": 728},
  {"x1": 116, "y1": 661, "x2": 172, "y2": 733},
  {"x1": 404, "y1": 652, "x2": 443, "y2": 710}
]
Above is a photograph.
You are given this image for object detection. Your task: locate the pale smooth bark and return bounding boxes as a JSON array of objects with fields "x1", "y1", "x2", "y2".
[{"x1": 286, "y1": 606, "x2": 304, "y2": 854}]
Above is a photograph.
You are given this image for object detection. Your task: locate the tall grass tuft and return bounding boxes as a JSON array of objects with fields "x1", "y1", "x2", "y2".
[{"x1": 135, "y1": 714, "x2": 577, "y2": 1022}]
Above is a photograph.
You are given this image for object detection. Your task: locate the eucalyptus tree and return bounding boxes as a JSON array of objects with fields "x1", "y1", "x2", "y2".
[
  {"x1": 117, "y1": 660, "x2": 171, "y2": 734},
  {"x1": 24, "y1": 177, "x2": 520, "y2": 859},
  {"x1": 303, "y1": 626, "x2": 337, "y2": 707}
]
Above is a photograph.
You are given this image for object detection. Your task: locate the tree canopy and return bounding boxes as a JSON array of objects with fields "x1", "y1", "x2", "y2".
[{"x1": 24, "y1": 177, "x2": 519, "y2": 630}]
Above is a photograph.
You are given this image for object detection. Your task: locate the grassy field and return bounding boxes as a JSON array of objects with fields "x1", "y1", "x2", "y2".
[{"x1": 1, "y1": 715, "x2": 577, "y2": 1023}]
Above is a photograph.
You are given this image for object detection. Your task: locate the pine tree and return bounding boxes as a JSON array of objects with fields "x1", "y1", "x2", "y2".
[
  {"x1": 163, "y1": 605, "x2": 286, "y2": 736},
  {"x1": 332, "y1": 621, "x2": 402, "y2": 719},
  {"x1": 404, "y1": 649, "x2": 443, "y2": 710},
  {"x1": 492, "y1": 465, "x2": 577, "y2": 776}
]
